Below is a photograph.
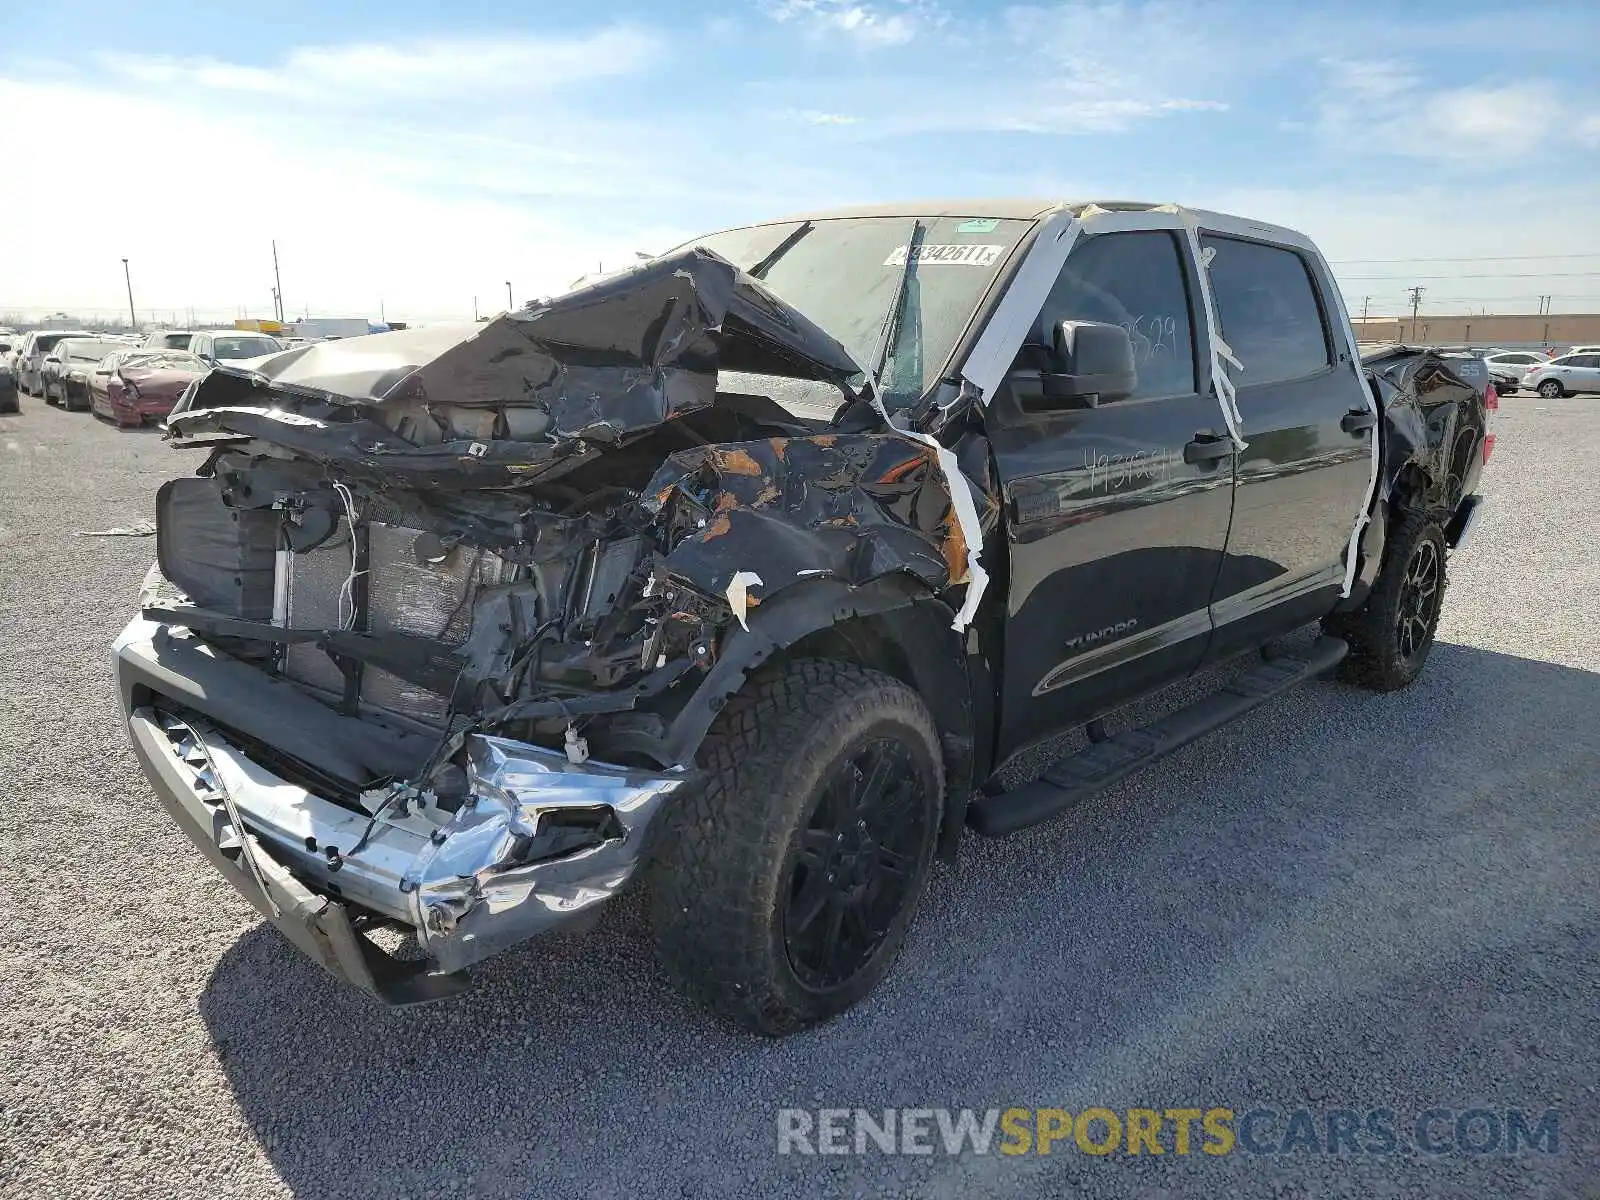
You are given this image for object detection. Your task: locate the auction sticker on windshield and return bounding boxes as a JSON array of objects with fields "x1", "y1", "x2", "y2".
[{"x1": 884, "y1": 244, "x2": 1005, "y2": 267}]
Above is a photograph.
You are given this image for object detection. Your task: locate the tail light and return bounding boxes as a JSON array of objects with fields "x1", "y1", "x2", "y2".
[{"x1": 1482, "y1": 383, "x2": 1498, "y2": 465}]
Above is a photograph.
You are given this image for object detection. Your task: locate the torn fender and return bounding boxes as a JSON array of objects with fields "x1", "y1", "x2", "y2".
[
  {"x1": 642, "y1": 433, "x2": 990, "y2": 616},
  {"x1": 1346, "y1": 346, "x2": 1488, "y2": 598},
  {"x1": 652, "y1": 575, "x2": 960, "y2": 766}
]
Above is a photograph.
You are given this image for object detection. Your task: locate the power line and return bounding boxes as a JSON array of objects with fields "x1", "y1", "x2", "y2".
[
  {"x1": 1330, "y1": 253, "x2": 1600, "y2": 264},
  {"x1": 1338, "y1": 271, "x2": 1600, "y2": 280}
]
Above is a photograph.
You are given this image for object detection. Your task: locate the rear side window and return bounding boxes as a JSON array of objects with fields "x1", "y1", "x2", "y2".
[
  {"x1": 1035, "y1": 230, "x2": 1198, "y2": 400},
  {"x1": 1201, "y1": 236, "x2": 1331, "y2": 387}
]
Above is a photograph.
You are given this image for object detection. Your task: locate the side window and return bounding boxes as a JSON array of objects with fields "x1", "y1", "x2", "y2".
[
  {"x1": 1201, "y1": 235, "x2": 1331, "y2": 387},
  {"x1": 1035, "y1": 230, "x2": 1198, "y2": 400},
  {"x1": 1572, "y1": 355, "x2": 1600, "y2": 368}
]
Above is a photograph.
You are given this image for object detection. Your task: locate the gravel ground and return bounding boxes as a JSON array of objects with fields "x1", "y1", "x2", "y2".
[{"x1": 1, "y1": 392, "x2": 1596, "y2": 1199}]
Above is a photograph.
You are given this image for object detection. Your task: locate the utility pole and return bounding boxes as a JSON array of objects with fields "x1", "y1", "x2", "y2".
[
  {"x1": 1361, "y1": 295, "x2": 1370, "y2": 321},
  {"x1": 121, "y1": 258, "x2": 137, "y2": 330},
  {"x1": 473, "y1": 295, "x2": 478, "y2": 321},
  {"x1": 272, "y1": 240, "x2": 284, "y2": 322},
  {"x1": 505, "y1": 281, "x2": 513, "y2": 311},
  {"x1": 1407, "y1": 286, "x2": 1425, "y2": 341}
]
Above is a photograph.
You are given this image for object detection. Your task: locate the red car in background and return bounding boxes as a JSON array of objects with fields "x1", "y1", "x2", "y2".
[{"x1": 87, "y1": 348, "x2": 209, "y2": 427}]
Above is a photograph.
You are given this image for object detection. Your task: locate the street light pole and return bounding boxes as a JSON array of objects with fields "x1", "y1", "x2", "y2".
[
  {"x1": 505, "y1": 281, "x2": 513, "y2": 310},
  {"x1": 121, "y1": 258, "x2": 137, "y2": 330}
]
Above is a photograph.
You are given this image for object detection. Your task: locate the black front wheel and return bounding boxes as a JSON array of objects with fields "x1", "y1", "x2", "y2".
[
  {"x1": 1538, "y1": 379, "x2": 1565, "y2": 399},
  {"x1": 1329, "y1": 512, "x2": 1447, "y2": 691},
  {"x1": 650, "y1": 659, "x2": 943, "y2": 1035}
]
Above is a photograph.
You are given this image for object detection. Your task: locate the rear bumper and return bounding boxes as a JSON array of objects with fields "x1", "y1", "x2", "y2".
[{"x1": 114, "y1": 616, "x2": 687, "y2": 1004}]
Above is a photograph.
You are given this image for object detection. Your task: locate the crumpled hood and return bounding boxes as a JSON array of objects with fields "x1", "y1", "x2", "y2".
[{"x1": 198, "y1": 247, "x2": 864, "y2": 414}]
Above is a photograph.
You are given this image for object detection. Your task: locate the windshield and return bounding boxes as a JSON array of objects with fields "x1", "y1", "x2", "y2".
[
  {"x1": 682, "y1": 215, "x2": 1031, "y2": 407},
  {"x1": 63, "y1": 340, "x2": 124, "y2": 364},
  {"x1": 213, "y1": 336, "x2": 282, "y2": 360},
  {"x1": 121, "y1": 350, "x2": 204, "y2": 372},
  {"x1": 34, "y1": 333, "x2": 90, "y2": 354}
]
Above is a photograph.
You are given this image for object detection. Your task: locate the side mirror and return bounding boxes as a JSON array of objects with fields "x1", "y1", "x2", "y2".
[
  {"x1": 1048, "y1": 320, "x2": 1137, "y2": 405},
  {"x1": 1008, "y1": 320, "x2": 1137, "y2": 411}
]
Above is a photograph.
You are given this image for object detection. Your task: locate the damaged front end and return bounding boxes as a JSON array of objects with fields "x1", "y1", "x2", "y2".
[{"x1": 116, "y1": 248, "x2": 987, "y2": 1001}]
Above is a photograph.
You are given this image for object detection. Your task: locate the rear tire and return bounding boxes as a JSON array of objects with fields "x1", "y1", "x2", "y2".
[
  {"x1": 1329, "y1": 512, "x2": 1447, "y2": 692},
  {"x1": 650, "y1": 659, "x2": 943, "y2": 1036},
  {"x1": 1538, "y1": 379, "x2": 1565, "y2": 398}
]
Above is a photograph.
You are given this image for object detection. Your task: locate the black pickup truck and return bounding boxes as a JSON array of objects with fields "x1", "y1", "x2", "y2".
[{"x1": 117, "y1": 200, "x2": 1491, "y2": 1034}]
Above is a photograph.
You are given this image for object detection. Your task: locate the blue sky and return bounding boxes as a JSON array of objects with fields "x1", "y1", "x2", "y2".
[{"x1": 3, "y1": 0, "x2": 1597, "y2": 323}]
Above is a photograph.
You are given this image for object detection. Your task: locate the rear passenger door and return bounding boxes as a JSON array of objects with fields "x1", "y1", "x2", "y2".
[
  {"x1": 1199, "y1": 234, "x2": 1373, "y2": 659},
  {"x1": 1568, "y1": 354, "x2": 1600, "y2": 393},
  {"x1": 988, "y1": 229, "x2": 1235, "y2": 760}
]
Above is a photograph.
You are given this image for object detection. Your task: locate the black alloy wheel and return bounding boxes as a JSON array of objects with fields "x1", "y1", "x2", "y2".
[
  {"x1": 1395, "y1": 536, "x2": 1441, "y2": 663},
  {"x1": 782, "y1": 736, "x2": 930, "y2": 990}
]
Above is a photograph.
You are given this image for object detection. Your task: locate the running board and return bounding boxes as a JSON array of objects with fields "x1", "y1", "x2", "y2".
[{"x1": 967, "y1": 636, "x2": 1349, "y2": 838}]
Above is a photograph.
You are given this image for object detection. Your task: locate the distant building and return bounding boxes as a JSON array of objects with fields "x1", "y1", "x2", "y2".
[{"x1": 1351, "y1": 313, "x2": 1600, "y2": 351}]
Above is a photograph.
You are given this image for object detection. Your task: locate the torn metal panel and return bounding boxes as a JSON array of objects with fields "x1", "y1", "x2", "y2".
[
  {"x1": 182, "y1": 247, "x2": 861, "y2": 420},
  {"x1": 641, "y1": 434, "x2": 980, "y2": 608},
  {"x1": 1361, "y1": 346, "x2": 1487, "y2": 511},
  {"x1": 405, "y1": 735, "x2": 687, "y2": 973}
]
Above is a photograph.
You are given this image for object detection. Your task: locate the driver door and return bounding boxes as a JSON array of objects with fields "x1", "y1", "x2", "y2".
[{"x1": 986, "y1": 229, "x2": 1235, "y2": 763}]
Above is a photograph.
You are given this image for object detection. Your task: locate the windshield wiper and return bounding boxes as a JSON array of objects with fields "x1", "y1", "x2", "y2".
[
  {"x1": 748, "y1": 221, "x2": 814, "y2": 280},
  {"x1": 867, "y1": 219, "x2": 926, "y2": 406}
]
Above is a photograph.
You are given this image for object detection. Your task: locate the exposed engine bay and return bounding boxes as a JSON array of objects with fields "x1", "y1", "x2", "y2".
[{"x1": 149, "y1": 248, "x2": 988, "y2": 796}]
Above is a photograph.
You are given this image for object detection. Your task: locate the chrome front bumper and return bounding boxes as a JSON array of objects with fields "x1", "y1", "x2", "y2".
[{"x1": 114, "y1": 617, "x2": 686, "y2": 1003}]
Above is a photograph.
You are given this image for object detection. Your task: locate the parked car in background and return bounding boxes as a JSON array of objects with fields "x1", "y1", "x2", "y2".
[
  {"x1": 1481, "y1": 350, "x2": 1549, "y2": 394},
  {"x1": 88, "y1": 348, "x2": 208, "y2": 426},
  {"x1": 143, "y1": 330, "x2": 199, "y2": 351},
  {"x1": 15, "y1": 329, "x2": 92, "y2": 396},
  {"x1": 1562, "y1": 345, "x2": 1600, "y2": 357},
  {"x1": 189, "y1": 330, "x2": 284, "y2": 364},
  {"x1": 0, "y1": 344, "x2": 17, "y2": 414},
  {"x1": 42, "y1": 337, "x2": 128, "y2": 409},
  {"x1": 1523, "y1": 353, "x2": 1600, "y2": 398}
]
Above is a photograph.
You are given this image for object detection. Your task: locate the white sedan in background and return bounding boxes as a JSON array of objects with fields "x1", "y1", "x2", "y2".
[{"x1": 1522, "y1": 352, "x2": 1600, "y2": 398}]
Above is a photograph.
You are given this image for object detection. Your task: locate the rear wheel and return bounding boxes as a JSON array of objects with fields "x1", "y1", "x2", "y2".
[
  {"x1": 1538, "y1": 378, "x2": 1565, "y2": 398},
  {"x1": 1329, "y1": 512, "x2": 1446, "y2": 691},
  {"x1": 650, "y1": 659, "x2": 943, "y2": 1035}
]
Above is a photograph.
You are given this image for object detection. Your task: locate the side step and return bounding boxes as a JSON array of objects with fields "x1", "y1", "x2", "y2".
[{"x1": 967, "y1": 636, "x2": 1349, "y2": 838}]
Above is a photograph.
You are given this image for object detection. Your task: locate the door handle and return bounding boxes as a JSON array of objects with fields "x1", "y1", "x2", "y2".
[
  {"x1": 1341, "y1": 408, "x2": 1377, "y2": 435},
  {"x1": 1184, "y1": 432, "x2": 1234, "y2": 465}
]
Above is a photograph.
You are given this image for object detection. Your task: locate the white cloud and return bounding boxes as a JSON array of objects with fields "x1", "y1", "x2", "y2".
[
  {"x1": 1317, "y1": 59, "x2": 1568, "y2": 159},
  {"x1": 99, "y1": 27, "x2": 661, "y2": 106},
  {"x1": 762, "y1": 0, "x2": 934, "y2": 45},
  {"x1": 788, "y1": 109, "x2": 862, "y2": 124}
]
